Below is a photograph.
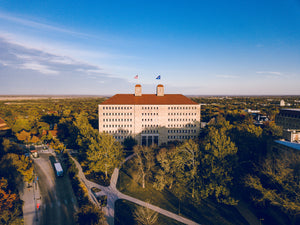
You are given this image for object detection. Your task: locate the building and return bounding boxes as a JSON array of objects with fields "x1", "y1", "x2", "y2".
[
  {"x1": 275, "y1": 108, "x2": 300, "y2": 143},
  {"x1": 98, "y1": 84, "x2": 201, "y2": 146},
  {"x1": 282, "y1": 129, "x2": 300, "y2": 143},
  {"x1": 275, "y1": 108, "x2": 300, "y2": 130}
]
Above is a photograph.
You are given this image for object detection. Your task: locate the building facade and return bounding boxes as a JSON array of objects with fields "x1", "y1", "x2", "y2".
[
  {"x1": 98, "y1": 84, "x2": 201, "y2": 146},
  {"x1": 275, "y1": 109, "x2": 300, "y2": 130}
]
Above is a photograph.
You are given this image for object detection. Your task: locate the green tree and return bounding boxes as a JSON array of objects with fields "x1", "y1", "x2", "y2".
[
  {"x1": 3, "y1": 154, "x2": 34, "y2": 183},
  {"x1": 11, "y1": 117, "x2": 31, "y2": 133},
  {"x1": 87, "y1": 131, "x2": 124, "y2": 178},
  {"x1": 199, "y1": 126, "x2": 238, "y2": 205},
  {"x1": 154, "y1": 147, "x2": 183, "y2": 191}
]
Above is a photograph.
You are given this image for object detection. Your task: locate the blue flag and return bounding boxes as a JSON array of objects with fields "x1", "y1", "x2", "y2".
[{"x1": 156, "y1": 75, "x2": 161, "y2": 80}]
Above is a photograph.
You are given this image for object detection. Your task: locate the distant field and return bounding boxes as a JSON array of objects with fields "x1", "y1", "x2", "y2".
[{"x1": 0, "y1": 95, "x2": 107, "y2": 101}]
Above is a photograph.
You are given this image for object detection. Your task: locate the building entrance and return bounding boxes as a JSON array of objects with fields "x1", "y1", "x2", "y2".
[{"x1": 141, "y1": 134, "x2": 159, "y2": 146}]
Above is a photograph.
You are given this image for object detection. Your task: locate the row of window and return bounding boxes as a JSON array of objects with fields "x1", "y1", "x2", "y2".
[
  {"x1": 168, "y1": 129, "x2": 197, "y2": 134},
  {"x1": 142, "y1": 118, "x2": 155, "y2": 122},
  {"x1": 168, "y1": 106, "x2": 197, "y2": 110},
  {"x1": 103, "y1": 124, "x2": 133, "y2": 128},
  {"x1": 104, "y1": 130, "x2": 132, "y2": 134},
  {"x1": 103, "y1": 118, "x2": 133, "y2": 122},
  {"x1": 142, "y1": 106, "x2": 159, "y2": 110},
  {"x1": 142, "y1": 124, "x2": 159, "y2": 128},
  {"x1": 168, "y1": 135, "x2": 196, "y2": 139},
  {"x1": 168, "y1": 118, "x2": 197, "y2": 122},
  {"x1": 278, "y1": 114, "x2": 300, "y2": 118},
  {"x1": 142, "y1": 113, "x2": 159, "y2": 116},
  {"x1": 103, "y1": 113, "x2": 132, "y2": 116},
  {"x1": 168, "y1": 113, "x2": 196, "y2": 116},
  {"x1": 142, "y1": 130, "x2": 159, "y2": 134},
  {"x1": 103, "y1": 106, "x2": 132, "y2": 110},
  {"x1": 168, "y1": 124, "x2": 196, "y2": 128}
]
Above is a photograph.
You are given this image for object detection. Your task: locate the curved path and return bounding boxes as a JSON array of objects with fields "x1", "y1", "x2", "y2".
[{"x1": 70, "y1": 155, "x2": 200, "y2": 225}]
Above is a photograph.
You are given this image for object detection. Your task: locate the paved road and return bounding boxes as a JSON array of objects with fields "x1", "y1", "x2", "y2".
[{"x1": 34, "y1": 153, "x2": 78, "y2": 225}]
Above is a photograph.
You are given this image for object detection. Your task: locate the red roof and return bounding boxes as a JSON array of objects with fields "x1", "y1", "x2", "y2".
[{"x1": 101, "y1": 94, "x2": 198, "y2": 105}]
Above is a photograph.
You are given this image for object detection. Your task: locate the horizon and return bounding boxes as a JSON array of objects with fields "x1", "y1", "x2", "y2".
[{"x1": 0, "y1": 0, "x2": 300, "y2": 95}]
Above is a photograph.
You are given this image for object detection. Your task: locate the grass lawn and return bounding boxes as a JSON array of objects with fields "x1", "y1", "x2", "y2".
[
  {"x1": 115, "y1": 199, "x2": 185, "y2": 225},
  {"x1": 117, "y1": 158, "x2": 249, "y2": 225}
]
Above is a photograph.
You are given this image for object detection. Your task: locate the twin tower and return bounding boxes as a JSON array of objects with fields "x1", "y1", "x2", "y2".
[{"x1": 134, "y1": 84, "x2": 164, "y2": 97}]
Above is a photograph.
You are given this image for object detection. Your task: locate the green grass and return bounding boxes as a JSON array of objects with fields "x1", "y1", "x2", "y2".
[
  {"x1": 115, "y1": 199, "x2": 185, "y2": 225},
  {"x1": 117, "y1": 159, "x2": 249, "y2": 225}
]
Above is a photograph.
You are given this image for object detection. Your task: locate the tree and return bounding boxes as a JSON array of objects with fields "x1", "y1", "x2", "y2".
[
  {"x1": 16, "y1": 130, "x2": 31, "y2": 144},
  {"x1": 134, "y1": 202, "x2": 158, "y2": 225},
  {"x1": 154, "y1": 147, "x2": 183, "y2": 191},
  {"x1": 0, "y1": 178, "x2": 17, "y2": 212},
  {"x1": 245, "y1": 150, "x2": 300, "y2": 215},
  {"x1": 2, "y1": 154, "x2": 34, "y2": 183},
  {"x1": 87, "y1": 131, "x2": 124, "y2": 178},
  {"x1": 133, "y1": 145, "x2": 155, "y2": 189},
  {"x1": 199, "y1": 126, "x2": 238, "y2": 205},
  {"x1": 11, "y1": 117, "x2": 31, "y2": 133},
  {"x1": 177, "y1": 139, "x2": 200, "y2": 199}
]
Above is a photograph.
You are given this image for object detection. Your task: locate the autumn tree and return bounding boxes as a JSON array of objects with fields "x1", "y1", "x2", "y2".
[
  {"x1": 133, "y1": 145, "x2": 155, "y2": 189},
  {"x1": 16, "y1": 130, "x2": 31, "y2": 144},
  {"x1": 0, "y1": 177, "x2": 19, "y2": 223},
  {"x1": 0, "y1": 178, "x2": 17, "y2": 212}
]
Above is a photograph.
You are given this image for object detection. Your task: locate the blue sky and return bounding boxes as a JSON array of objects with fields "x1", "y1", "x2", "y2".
[{"x1": 0, "y1": 0, "x2": 300, "y2": 95}]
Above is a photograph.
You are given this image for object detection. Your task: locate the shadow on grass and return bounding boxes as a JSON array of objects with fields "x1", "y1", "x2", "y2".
[
  {"x1": 115, "y1": 199, "x2": 185, "y2": 225},
  {"x1": 117, "y1": 158, "x2": 249, "y2": 225},
  {"x1": 85, "y1": 171, "x2": 110, "y2": 187}
]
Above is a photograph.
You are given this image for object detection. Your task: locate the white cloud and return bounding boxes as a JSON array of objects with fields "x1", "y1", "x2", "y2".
[
  {"x1": 20, "y1": 62, "x2": 59, "y2": 75},
  {"x1": 256, "y1": 71, "x2": 282, "y2": 76},
  {"x1": 0, "y1": 12, "x2": 89, "y2": 38}
]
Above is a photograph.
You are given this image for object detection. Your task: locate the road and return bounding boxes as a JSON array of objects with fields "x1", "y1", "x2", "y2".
[{"x1": 34, "y1": 153, "x2": 78, "y2": 225}]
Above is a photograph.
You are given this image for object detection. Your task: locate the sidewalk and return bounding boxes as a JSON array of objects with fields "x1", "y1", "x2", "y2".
[{"x1": 20, "y1": 176, "x2": 42, "y2": 225}]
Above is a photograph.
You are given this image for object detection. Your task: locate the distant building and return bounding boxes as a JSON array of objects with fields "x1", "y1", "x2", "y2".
[
  {"x1": 244, "y1": 109, "x2": 261, "y2": 114},
  {"x1": 98, "y1": 84, "x2": 201, "y2": 146},
  {"x1": 276, "y1": 109, "x2": 300, "y2": 142},
  {"x1": 275, "y1": 109, "x2": 300, "y2": 130},
  {"x1": 280, "y1": 100, "x2": 285, "y2": 107}
]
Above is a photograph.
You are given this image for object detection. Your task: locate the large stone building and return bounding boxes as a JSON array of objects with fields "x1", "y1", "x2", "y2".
[
  {"x1": 98, "y1": 84, "x2": 201, "y2": 146},
  {"x1": 275, "y1": 109, "x2": 300, "y2": 130},
  {"x1": 275, "y1": 108, "x2": 300, "y2": 143}
]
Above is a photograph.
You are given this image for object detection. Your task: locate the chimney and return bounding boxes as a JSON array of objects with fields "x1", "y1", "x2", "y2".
[
  {"x1": 156, "y1": 84, "x2": 164, "y2": 96},
  {"x1": 135, "y1": 84, "x2": 142, "y2": 96}
]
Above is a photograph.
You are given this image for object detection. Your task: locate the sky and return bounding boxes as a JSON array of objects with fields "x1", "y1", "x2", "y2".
[{"x1": 0, "y1": 0, "x2": 300, "y2": 96}]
